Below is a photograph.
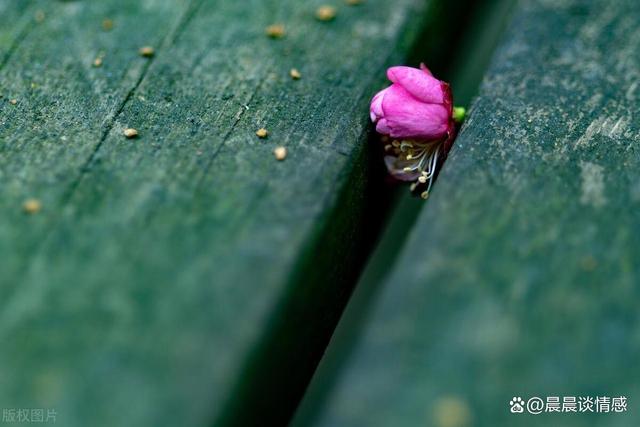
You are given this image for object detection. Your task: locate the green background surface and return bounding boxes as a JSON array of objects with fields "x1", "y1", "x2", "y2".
[
  {"x1": 2, "y1": 0, "x2": 638, "y2": 426},
  {"x1": 294, "y1": 0, "x2": 640, "y2": 426},
  {"x1": 0, "y1": 0, "x2": 433, "y2": 425}
]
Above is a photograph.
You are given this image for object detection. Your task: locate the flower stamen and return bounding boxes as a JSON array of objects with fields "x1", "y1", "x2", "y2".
[{"x1": 370, "y1": 64, "x2": 464, "y2": 199}]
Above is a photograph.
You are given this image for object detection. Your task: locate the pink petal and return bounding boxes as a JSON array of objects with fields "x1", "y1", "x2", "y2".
[
  {"x1": 370, "y1": 88, "x2": 387, "y2": 122},
  {"x1": 381, "y1": 84, "x2": 450, "y2": 140},
  {"x1": 384, "y1": 156, "x2": 421, "y2": 181},
  {"x1": 375, "y1": 118, "x2": 392, "y2": 135},
  {"x1": 387, "y1": 66, "x2": 445, "y2": 104}
]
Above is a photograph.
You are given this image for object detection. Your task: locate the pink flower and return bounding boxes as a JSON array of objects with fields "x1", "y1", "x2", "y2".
[
  {"x1": 370, "y1": 64, "x2": 464, "y2": 192},
  {"x1": 370, "y1": 64, "x2": 453, "y2": 141}
]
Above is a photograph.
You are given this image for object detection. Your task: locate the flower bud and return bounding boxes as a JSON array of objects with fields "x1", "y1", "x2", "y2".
[
  {"x1": 370, "y1": 64, "x2": 453, "y2": 141},
  {"x1": 370, "y1": 64, "x2": 460, "y2": 187}
]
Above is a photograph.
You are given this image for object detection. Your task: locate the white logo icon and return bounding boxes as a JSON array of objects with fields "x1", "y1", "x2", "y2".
[{"x1": 509, "y1": 397, "x2": 525, "y2": 413}]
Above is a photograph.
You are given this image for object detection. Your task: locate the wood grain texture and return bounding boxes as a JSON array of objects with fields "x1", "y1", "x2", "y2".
[
  {"x1": 0, "y1": 0, "x2": 434, "y2": 426},
  {"x1": 0, "y1": 2, "x2": 37, "y2": 72},
  {"x1": 293, "y1": 0, "x2": 640, "y2": 426}
]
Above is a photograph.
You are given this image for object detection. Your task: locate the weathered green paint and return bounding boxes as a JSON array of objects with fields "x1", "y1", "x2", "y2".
[
  {"x1": 294, "y1": 0, "x2": 640, "y2": 426},
  {"x1": 0, "y1": 0, "x2": 440, "y2": 425},
  {"x1": 0, "y1": 2, "x2": 36, "y2": 70}
]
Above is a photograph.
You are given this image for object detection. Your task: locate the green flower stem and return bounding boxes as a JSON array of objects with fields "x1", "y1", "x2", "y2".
[{"x1": 453, "y1": 106, "x2": 466, "y2": 124}]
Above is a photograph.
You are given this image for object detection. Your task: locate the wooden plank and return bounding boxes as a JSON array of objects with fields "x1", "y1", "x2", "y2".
[
  {"x1": 0, "y1": 1, "x2": 37, "y2": 71},
  {"x1": 0, "y1": 0, "x2": 454, "y2": 426},
  {"x1": 1, "y1": 0, "x2": 197, "y2": 279},
  {"x1": 293, "y1": 0, "x2": 640, "y2": 426}
]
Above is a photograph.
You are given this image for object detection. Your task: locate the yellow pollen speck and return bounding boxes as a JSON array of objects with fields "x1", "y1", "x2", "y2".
[
  {"x1": 418, "y1": 176, "x2": 427, "y2": 184},
  {"x1": 421, "y1": 191, "x2": 429, "y2": 200},
  {"x1": 403, "y1": 167, "x2": 411, "y2": 172},
  {"x1": 274, "y1": 146, "x2": 287, "y2": 160},
  {"x1": 139, "y1": 46, "x2": 155, "y2": 58},
  {"x1": 9, "y1": 99, "x2": 17, "y2": 105},
  {"x1": 290, "y1": 68, "x2": 302, "y2": 80},
  {"x1": 384, "y1": 144, "x2": 392, "y2": 151},
  {"x1": 93, "y1": 57, "x2": 103, "y2": 67},
  {"x1": 432, "y1": 396, "x2": 472, "y2": 427},
  {"x1": 102, "y1": 18, "x2": 114, "y2": 31},
  {"x1": 316, "y1": 6, "x2": 337, "y2": 21},
  {"x1": 256, "y1": 128, "x2": 269, "y2": 138},
  {"x1": 406, "y1": 154, "x2": 413, "y2": 160},
  {"x1": 123, "y1": 128, "x2": 139, "y2": 138},
  {"x1": 23, "y1": 199, "x2": 42, "y2": 214},
  {"x1": 266, "y1": 24, "x2": 286, "y2": 39}
]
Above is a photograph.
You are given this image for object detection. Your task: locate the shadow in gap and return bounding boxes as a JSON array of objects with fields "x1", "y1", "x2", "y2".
[
  {"x1": 290, "y1": 0, "x2": 518, "y2": 425},
  {"x1": 212, "y1": 0, "x2": 510, "y2": 425}
]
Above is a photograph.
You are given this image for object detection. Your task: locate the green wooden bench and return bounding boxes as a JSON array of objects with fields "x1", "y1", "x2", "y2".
[
  {"x1": 2, "y1": 0, "x2": 637, "y2": 426},
  {"x1": 0, "y1": 0, "x2": 474, "y2": 425},
  {"x1": 293, "y1": 0, "x2": 640, "y2": 426}
]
